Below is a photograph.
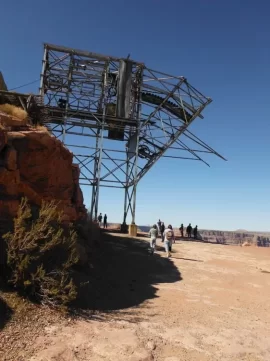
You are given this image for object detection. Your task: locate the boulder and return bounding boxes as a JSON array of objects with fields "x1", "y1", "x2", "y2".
[{"x1": 0, "y1": 112, "x2": 87, "y2": 231}]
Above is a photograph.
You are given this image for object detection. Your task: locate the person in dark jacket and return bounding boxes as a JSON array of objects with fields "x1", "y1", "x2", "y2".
[
  {"x1": 160, "y1": 222, "x2": 165, "y2": 242},
  {"x1": 187, "y1": 223, "x2": 192, "y2": 238},
  {"x1": 98, "y1": 213, "x2": 102, "y2": 227},
  {"x1": 103, "y1": 214, "x2": 108, "y2": 228},
  {"x1": 193, "y1": 225, "x2": 198, "y2": 239},
  {"x1": 179, "y1": 224, "x2": 184, "y2": 238}
]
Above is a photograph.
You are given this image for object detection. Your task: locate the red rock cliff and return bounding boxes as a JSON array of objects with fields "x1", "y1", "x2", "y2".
[{"x1": 0, "y1": 111, "x2": 87, "y2": 231}]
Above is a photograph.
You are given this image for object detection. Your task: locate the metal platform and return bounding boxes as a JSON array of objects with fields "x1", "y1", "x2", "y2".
[{"x1": 39, "y1": 43, "x2": 226, "y2": 224}]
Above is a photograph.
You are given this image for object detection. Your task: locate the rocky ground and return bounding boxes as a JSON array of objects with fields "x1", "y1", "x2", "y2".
[{"x1": 1, "y1": 232, "x2": 270, "y2": 361}]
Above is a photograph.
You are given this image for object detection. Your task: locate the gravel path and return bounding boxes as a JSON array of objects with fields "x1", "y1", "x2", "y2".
[{"x1": 1, "y1": 233, "x2": 270, "y2": 361}]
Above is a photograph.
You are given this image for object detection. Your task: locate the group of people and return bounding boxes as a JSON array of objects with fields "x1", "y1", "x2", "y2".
[
  {"x1": 179, "y1": 223, "x2": 198, "y2": 239},
  {"x1": 97, "y1": 213, "x2": 108, "y2": 228},
  {"x1": 149, "y1": 224, "x2": 175, "y2": 258},
  {"x1": 148, "y1": 220, "x2": 199, "y2": 258},
  {"x1": 157, "y1": 220, "x2": 198, "y2": 239}
]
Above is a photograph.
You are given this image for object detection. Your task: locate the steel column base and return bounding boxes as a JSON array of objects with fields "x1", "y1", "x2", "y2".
[
  {"x1": 129, "y1": 224, "x2": 137, "y2": 237},
  {"x1": 120, "y1": 222, "x2": 128, "y2": 233}
]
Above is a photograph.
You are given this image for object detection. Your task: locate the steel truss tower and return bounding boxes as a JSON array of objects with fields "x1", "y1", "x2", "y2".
[{"x1": 40, "y1": 43, "x2": 225, "y2": 225}]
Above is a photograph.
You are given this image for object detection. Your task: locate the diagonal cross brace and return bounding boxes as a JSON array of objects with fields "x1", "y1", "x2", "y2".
[{"x1": 129, "y1": 99, "x2": 212, "y2": 186}]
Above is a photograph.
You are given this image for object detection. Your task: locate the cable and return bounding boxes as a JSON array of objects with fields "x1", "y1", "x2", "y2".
[{"x1": 9, "y1": 79, "x2": 40, "y2": 91}]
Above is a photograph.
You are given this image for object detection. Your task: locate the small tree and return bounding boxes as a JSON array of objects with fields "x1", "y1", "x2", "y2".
[{"x1": 3, "y1": 198, "x2": 79, "y2": 308}]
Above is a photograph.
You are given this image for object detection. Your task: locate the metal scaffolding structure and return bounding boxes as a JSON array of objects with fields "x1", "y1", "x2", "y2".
[{"x1": 40, "y1": 43, "x2": 225, "y2": 225}]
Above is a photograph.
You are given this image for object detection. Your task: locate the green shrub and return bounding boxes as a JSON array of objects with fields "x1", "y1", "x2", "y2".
[{"x1": 3, "y1": 198, "x2": 79, "y2": 308}]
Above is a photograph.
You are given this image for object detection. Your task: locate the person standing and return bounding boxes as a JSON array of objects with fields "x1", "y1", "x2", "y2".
[
  {"x1": 179, "y1": 223, "x2": 184, "y2": 238},
  {"x1": 193, "y1": 225, "x2": 198, "y2": 239},
  {"x1": 149, "y1": 224, "x2": 158, "y2": 255},
  {"x1": 164, "y1": 224, "x2": 175, "y2": 258},
  {"x1": 187, "y1": 223, "x2": 192, "y2": 238},
  {"x1": 98, "y1": 213, "x2": 103, "y2": 227},
  {"x1": 160, "y1": 222, "x2": 165, "y2": 242},
  {"x1": 103, "y1": 214, "x2": 108, "y2": 229},
  {"x1": 157, "y1": 219, "x2": 161, "y2": 234}
]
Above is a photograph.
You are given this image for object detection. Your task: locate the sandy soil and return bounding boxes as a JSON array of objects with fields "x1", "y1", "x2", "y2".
[{"x1": 2, "y1": 233, "x2": 270, "y2": 361}]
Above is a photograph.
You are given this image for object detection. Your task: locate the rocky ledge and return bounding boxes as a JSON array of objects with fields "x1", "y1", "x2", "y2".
[{"x1": 0, "y1": 111, "x2": 87, "y2": 234}]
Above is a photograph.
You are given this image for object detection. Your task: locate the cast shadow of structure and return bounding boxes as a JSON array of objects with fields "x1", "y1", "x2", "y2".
[
  {"x1": 73, "y1": 233, "x2": 182, "y2": 312},
  {"x1": 0, "y1": 295, "x2": 13, "y2": 330}
]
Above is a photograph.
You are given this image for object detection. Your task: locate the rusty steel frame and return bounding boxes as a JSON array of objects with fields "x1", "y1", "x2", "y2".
[{"x1": 39, "y1": 43, "x2": 226, "y2": 224}]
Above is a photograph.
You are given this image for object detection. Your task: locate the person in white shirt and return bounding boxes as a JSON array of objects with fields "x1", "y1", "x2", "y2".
[
  {"x1": 148, "y1": 224, "x2": 158, "y2": 255},
  {"x1": 163, "y1": 224, "x2": 175, "y2": 258}
]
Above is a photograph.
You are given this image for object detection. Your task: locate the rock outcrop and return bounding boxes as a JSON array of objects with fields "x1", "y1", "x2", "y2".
[{"x1": 0, "y1": 111, "x2": 87, "y2": 234}]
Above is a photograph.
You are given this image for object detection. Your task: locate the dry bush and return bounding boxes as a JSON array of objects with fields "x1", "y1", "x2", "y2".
[
  {"x1": 0, "y1": 104, "x2": 28, "y2": 121},
  {"x1": 3, "y1": 198, "x2": 79, "y2": 309}
]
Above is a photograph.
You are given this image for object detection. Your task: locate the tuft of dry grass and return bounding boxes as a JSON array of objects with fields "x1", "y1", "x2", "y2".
[{"x1": 0, "y1": 104, "x2": 28, "y2": 121}]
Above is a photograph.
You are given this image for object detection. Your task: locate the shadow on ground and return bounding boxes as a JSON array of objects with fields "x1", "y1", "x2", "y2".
[
  {"x1": 0, "y1": 295, "x2": 13, "y2": 329},
  {"x1": 170, "y1": 256, "x2": 203, "y2": 262},
  {"x1": 72, "y1": 232, "x2": 182, "y2": 313}
]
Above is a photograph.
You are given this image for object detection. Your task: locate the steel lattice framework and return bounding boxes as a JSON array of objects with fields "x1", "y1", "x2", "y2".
[{"x1": 40, "y1": 43, "x2": 225, "y2": 226}]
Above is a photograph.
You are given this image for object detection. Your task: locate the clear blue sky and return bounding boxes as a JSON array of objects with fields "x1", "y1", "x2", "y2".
[{"x1": 1, "y1": 0, "x2": 269, "y2": 231}]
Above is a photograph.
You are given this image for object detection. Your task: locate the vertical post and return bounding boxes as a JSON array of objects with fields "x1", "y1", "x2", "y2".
[
  {"x1": 63, "y1": 54, "x2": 73, "y2": 144},
  {"x1": 131, "y1": 65, "x2": 143, "y2": 225},
  {"x1": 131, "y1": 138, "x2": 139, "y2": 224},
  {"x1": 39, "y1": 45, "x2": 48, "y2": 97},
  {"x1": 122, "y1": 64, "x2": 143, "y2": 231},
  {"x1": 90, "y1": 128, "x2": 100, "y2": 221},
  {"x1": 121, "y1": 157, "x2": 129, "y2": 233},
  {"x1": 90, "y1": 61, "x2": 109, "y2": 221},
  {"x1": 123, "y1": 162, "x2": 129, "y2": 224},
  {"x1": 123, "y1": 136, "x2": 130, "y2": 225}
]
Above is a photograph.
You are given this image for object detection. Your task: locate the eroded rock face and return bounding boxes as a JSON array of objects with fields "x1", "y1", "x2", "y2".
[{"x1": 0, "y1": 112, "x2": 87, "y2": 230}]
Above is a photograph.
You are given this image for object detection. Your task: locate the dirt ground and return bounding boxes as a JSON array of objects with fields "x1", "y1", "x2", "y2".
[{"x1": 1, "y1": 232, "x2": 270, "y2": 361}]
